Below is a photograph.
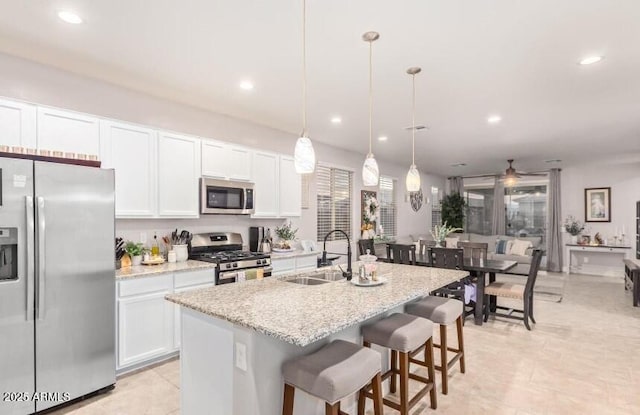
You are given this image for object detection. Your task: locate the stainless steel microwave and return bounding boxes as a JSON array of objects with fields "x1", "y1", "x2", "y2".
[{"x1": 200, "y1": 178, "x2": 255, "y2": 215}]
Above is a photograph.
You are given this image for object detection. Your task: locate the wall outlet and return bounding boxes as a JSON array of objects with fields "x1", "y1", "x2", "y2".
[
  {"x1": 139, "y1": 232, "x2": 147, "y2": 244},
  {"x1": 235, "y1": 342, "x2": 247, "y2": 372},
  {"x1": 583, "y1": 257, "x2": 589, "y2": 263}
]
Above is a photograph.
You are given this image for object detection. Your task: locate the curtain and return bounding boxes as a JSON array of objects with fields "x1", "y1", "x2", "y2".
[
  {"x1": 491, "y1": 176, "x2": 506, "y2": 235},
  {"x1": 547, "y1": 168, "x2": 563, "y2": 272},
  {"x1": 448, "y1": 176, "x2": 464, "y2": 195}
]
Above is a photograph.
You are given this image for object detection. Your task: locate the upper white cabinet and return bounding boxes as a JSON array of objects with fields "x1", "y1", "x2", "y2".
[
  {"x1": 201, "y1": 139, "x2": 251, "y2": 181},
  {"x1": 0, "y1": 98, "x2": 36, "y2": 148},
  {"x1": 251, "y1": 151, "x2": 279, "y2": 217},
  {"x1": 37, "y1": 106, "x2": 100, "y2": 155},
  {"x1": 158, "y1": 131, "x2": 201, "y2": 217},
  {"x1": 278, "y1": 155, "x2": 302, "y2": 217},
  {"x1": 100, "y1": 120, "x2": 157, "y2": 217}
]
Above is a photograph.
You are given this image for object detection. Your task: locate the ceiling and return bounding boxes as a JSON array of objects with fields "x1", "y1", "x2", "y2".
[{"x1": 0, "y1": 0, "x2": 639, "y2": 176}]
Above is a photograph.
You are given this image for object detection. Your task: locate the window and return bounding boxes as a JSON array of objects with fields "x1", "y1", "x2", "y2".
[
  {"x1": 378, "y1": 176, "x2": 396, "y2": 237},
  {"x1": 431, "y1": 186, "x2": 442, "y2": 227},
  {"x1": 317, "y1": 165, "x2": 353, "y2": 241},
  {"x1": 464, "y1": 188, "x2": 494, "y2": 235}
]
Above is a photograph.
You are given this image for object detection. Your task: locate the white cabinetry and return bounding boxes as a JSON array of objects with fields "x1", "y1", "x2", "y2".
[
  {"x1": 251, "y1": 151, "x2": 280, "y2": 217},
  {"x1": 0, "y1": 98, "x2": 36, "y2": 148},
  {"x1": 201, "y1": 140, "x2": 251, "y2": 181},
  {"x1": 100, "y1": 120, "x2": 157, "y2": 217},
  {"x1": 37, "y1": 106, "x2": 100, "y2": 155},
  {"x1": 278, "y1": 155, "x2": 302, "y2": 217},
  {"x1": 117, "y1": 275, "x2": 174, "y2": 370},
  {"x1": 158, "y1": 132, "x2": 201, "y2": 217},
  {"x1": 271, "y1": 253, "x2": 318, "y2": 276},
  {"x1": 173, "y1": 269, "x2": 215, "y2": 349}
]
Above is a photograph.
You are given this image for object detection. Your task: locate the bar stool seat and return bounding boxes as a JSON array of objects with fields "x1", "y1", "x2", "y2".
[
  {"x1": 359, "y1": 313, "x2": 437, "y2": 415},
  {"x1": 282, "y1": 340, "x2": 383, "y2": 415},
  {"x1": 406, "y1": 296, "x2": 466, "y2": 395}
]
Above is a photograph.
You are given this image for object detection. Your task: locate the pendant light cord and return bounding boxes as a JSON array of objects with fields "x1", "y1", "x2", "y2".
[
  {"x1": 412, "y1": 73, "x2": 416, "y2": 165},
  {"x1": 368, "y1": 39, "x2": 373, "y2": 155},
  {"x1": 302, "y1": 0, "x2": 307, "y2": 136}
]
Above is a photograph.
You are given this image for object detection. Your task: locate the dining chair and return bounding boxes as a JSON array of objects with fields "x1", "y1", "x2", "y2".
[
  {"x1": 457, "y1": 242, "x2": 488, "y2": 261},
  {"x1": 419, "y1": 239, "x2": 436, "y2": 256},
  {"x1": 483, "y1": 249, "x2": 544, "y2": 330},
  {"x1": 429, "y1": 248, "x2": 475, "y2": 322},
  {"x1": 358, "y1": 239, "x2": 376, "y2": 256},
  {"x1": 386, "y1": 244, "x2": 416, "y2": 265}
]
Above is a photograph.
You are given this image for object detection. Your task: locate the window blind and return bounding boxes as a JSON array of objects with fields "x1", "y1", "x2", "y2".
[
  {"x1": 379, "y1": 176, "x2": 396, "y2": 237},
  {"x1": 317, "y1": 165, "x2": 352, "y2": 241}
]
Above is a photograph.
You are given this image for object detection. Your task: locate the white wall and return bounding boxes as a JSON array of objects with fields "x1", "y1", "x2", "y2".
[
  {"x1": 561, "y1": 159, "x2": 640, "y2": 246},
  {"x1": 0, "y1": 52, "x2": 445, "y2": 252}
]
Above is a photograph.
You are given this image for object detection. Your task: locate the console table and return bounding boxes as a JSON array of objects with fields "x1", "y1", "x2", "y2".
[
  {"x1": 624, "y1": 259, "x2": 640, "y2": 306},
  {"x1": 563, "y1": 244, "x2": 632, "y2": 277}
]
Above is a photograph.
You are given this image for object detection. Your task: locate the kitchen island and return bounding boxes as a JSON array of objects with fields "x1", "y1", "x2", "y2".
[{"x1": 166, "y1": 262, "x2": 468, "y2": 415}]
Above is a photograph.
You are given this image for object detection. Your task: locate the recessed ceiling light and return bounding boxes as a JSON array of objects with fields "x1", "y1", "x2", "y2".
[
  {"x1": 58, "y1": 10, "x2": 83, "y2": 24},
  {"x1": 450, "y1": 163, "x2": 467, "y2": 167},
  {"x1": 330, "y1": 117, "x2": 342, "y2": 124},
  {"x1": 378, "y1": 136, "x2": 388, "y2": 142},
  {"x1": 487, "y1": 115, "x2": 502, "y2": 124},
  {"x1": 239, "y1": 81, "x2": 254, "y2": 91},
  {"x1": 579, "y1": 56, "x2": 603, "y2": 65}
]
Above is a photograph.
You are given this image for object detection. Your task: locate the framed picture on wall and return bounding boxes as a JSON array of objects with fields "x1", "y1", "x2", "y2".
[{"x1": 585, "y1": 187, "x2": 611, "y2": 222}]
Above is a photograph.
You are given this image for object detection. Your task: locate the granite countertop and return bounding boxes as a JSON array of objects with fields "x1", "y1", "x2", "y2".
[
  {"x1": 270, "y1": 250, "x2": 321, "y2": 259},
  {"x1": 166, "y1": 262, "x2": 468, "y2": 347},
  {"x1": 116, "y1": 260, "x2": 216, "y2": 280}
]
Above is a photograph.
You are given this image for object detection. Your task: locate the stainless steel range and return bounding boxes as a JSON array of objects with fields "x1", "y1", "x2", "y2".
[{"x1": 189, "y1": 232, "x2": 272, "y2": 285}]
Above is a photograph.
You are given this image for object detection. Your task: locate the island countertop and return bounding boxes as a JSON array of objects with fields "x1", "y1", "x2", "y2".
[{"x1": 166, "y1": 262, "x2": 468, "y2": 347}]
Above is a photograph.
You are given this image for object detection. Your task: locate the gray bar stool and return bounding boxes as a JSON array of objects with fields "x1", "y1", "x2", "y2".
[
  {"x1": 406, "y1": 296, "x2": 466, "y2": 395},
  {"x1": 359, "y1": 313, "x2": 437, "y2": 414},
  {"x1": 282, "y1": 339, "x2": 383, "y2": 415}
]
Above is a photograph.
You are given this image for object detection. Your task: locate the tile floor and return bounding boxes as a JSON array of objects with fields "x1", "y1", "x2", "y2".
[{"x1": 51, "y1": 272, "x2": 640, "y2": 414}]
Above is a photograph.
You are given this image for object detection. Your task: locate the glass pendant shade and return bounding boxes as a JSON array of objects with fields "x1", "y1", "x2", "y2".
[
  {"x1": 504, "y1": 176, "x2": 518, "y2": 187},
  {"x1": 406, "y1": 164, "x2": 421, "y2": 192},
  {"x1": 294, "y1": 136, "x2": 316, "y2": 174},
  {"x1": 362, "y1": 153, "x2": 379, "y2": 186}
]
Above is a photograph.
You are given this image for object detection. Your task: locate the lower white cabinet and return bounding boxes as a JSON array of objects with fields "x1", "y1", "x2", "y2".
[
  {"x1": 117, "y1": 268, "x2": 216, "y2": 372},
  {"x1": 271, "y1": 253, "x2": 318, "y2": 276}
]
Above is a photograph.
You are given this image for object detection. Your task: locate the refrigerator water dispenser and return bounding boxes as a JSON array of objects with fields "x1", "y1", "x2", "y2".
[{"x1": 0, "y1": 227, "x2": 17, "y2": 281}]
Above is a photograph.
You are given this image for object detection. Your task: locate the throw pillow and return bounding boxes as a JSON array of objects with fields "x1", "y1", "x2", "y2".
[
  {"x1": 510, "y1": 239, "x2": 532, "y2": 256},
  {"x1": 495, "y1": 239, "x2": 509, "y2": 254},
  {"x1": 444, "y1": 237, "x2": 459, "y2": 248}
]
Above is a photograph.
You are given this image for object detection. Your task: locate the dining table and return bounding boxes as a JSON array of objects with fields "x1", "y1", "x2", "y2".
[{"x1": 410, "y1": 254, "x2": 518, "y2": 325}]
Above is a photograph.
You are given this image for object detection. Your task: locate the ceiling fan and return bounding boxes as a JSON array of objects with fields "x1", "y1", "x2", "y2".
[{"x1": 476, "y1": 159, "x2": 547, "y2": 187}]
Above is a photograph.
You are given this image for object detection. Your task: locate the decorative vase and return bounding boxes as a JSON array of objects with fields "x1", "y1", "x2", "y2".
[
  {"x1": 362, "y1": 230, "x2": 370, "y2": 239},
  {"x1": 570, "y1": 235, "x2": 578, "y2": 244},
  {"x1": 173, "y1": 244, "x2": 189, "y2": 262},
  {"x1": 131, "y1": 255, "x2": 143, "y2": 266},
  {"x1": 435, "y1": 240, "x2": 444, "y2": 248}
]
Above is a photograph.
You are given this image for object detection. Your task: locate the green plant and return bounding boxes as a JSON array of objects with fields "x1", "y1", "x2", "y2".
[
  {"x1": 430, "y1": 222, "x2": 464, "y2": 242},
  {"x1": 441, "y1": 193, "x2": 466, "y2": 230},
  {"x1": 275, "y1": 222, "x2": 298, "y2": 241},
  {"x1": 124, "y1": 241, "x2": 145, "y2": 257}
]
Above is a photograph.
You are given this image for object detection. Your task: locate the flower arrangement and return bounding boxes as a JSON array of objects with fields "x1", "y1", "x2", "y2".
[
  {"x1": 275, "y1": 222, "x2": 298, "y2": 241},
  {"x1": 430, "y1": 222, "x2": 463, "y2": 245},
  {"x1": 564, "y1": 215, "x2": 585, "y2": 236}
]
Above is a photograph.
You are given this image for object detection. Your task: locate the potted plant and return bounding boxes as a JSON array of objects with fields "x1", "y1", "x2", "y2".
[
  {"x1": 564, "y1": 215, "x2": 585, "y2": 244},
  {"x1": 274, "y1": 222, "x2": 298, "y2": 250},
  {"x1": 431, "y1": 222, "x2": 463, "y2": 247},
  {"x1": 124, "y1": 241, "x2": 145, "y2": 266},
  {"x1": 441, "y1": 193, "x2": 466, "y2": 230}
]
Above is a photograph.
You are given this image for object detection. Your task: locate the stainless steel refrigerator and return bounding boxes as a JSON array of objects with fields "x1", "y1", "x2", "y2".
[{"x1": 0, "y1": 157, "x2": 115, "y2": 414}]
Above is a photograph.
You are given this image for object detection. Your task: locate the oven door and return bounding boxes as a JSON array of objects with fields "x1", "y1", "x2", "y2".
[
  {"x1": 216, "y1": 267, "x2": 272, "y2": 285},
  {"x1": 200, "y1": 178, "x2": 254, "y2": 215}
]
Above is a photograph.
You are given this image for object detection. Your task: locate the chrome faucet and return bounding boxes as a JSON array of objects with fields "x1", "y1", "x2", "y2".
[{"x1": 320, "y1": 230, "x2": 353, "y2": 281}]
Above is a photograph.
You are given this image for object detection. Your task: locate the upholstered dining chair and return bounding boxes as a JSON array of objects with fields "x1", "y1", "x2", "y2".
[
  {"x1": 358, "y1": 239, "x2": 376, "y2": 256},
  {"x1": 386, "y1": 243, "x2": 416, "y2": 265},
  {"x1": 483, "y1": 249, "x2": 544, "y2": 330}
]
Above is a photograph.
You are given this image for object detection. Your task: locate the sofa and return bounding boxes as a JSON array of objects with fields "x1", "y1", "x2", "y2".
[{"x1": 395, "y1": 232, "x2": 546, "y2": 275}]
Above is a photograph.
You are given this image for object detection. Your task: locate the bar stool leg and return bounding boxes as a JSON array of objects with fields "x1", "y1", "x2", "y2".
[
  {"x1": 371, "y1": 372, "x2": 384, "y2": 415},
  {"x1": 390, "y1": 349, "x2": 398, "y2": 393},
  {"x1": 399, "y1": 351, "x2": 409, "y2": 414},
  {"x1": 425, "y1": 337, "x2": 438, "y2": 409},
  {"x1": 440, "y1": 324, "x2": 449, "y2": 395},
  {"x1": 282, "y1": 383, "x2": 295, "y2": 415},
  {"x1": 456, "y1": 315, "x2": 466, "y2": 374},
  {"x1": 325, "y1": 402, "x2": 339, "y2": 415}
]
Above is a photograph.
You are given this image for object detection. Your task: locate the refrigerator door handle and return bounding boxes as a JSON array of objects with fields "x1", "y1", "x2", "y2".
[
  {"x1": 36, "y1": 196, "x2": 45, "y2": 320},
  {"x1": 25, "y1": 196, "x2": 35, "y2": 321}
]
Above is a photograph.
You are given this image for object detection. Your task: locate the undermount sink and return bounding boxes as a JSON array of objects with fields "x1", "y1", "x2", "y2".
[
  {"x1": 305, "y1": 271, "x2": 345, "y2": 281},
  {"x1": 282, "y1": 276, "x2": 331, "y2": 285}
]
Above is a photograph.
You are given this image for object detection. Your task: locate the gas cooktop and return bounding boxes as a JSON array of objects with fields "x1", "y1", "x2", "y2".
[{"x1": 191, "y1": 250, "x2": 270, "y2": 264}]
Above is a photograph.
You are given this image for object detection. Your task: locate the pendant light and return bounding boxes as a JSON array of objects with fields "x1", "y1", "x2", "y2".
[
  {"x1": 362, "y1": 31, "x2": 380, "y2": 187},
  {"x1": 294, "y1": 0, "x2": 316, "y2": 174},
  {"x1": 405, "y1": 67, "x2": 422, "y2": 192}
]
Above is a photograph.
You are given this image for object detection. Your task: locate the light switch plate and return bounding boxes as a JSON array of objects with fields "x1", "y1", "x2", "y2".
[{"x1": 235, "y1": 342, "x2": 247, "y2": 371}]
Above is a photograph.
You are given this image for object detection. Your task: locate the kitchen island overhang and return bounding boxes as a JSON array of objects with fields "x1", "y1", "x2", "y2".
[{"x1": 167, "y1": 262, "x2": 468, "y2": 415}]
